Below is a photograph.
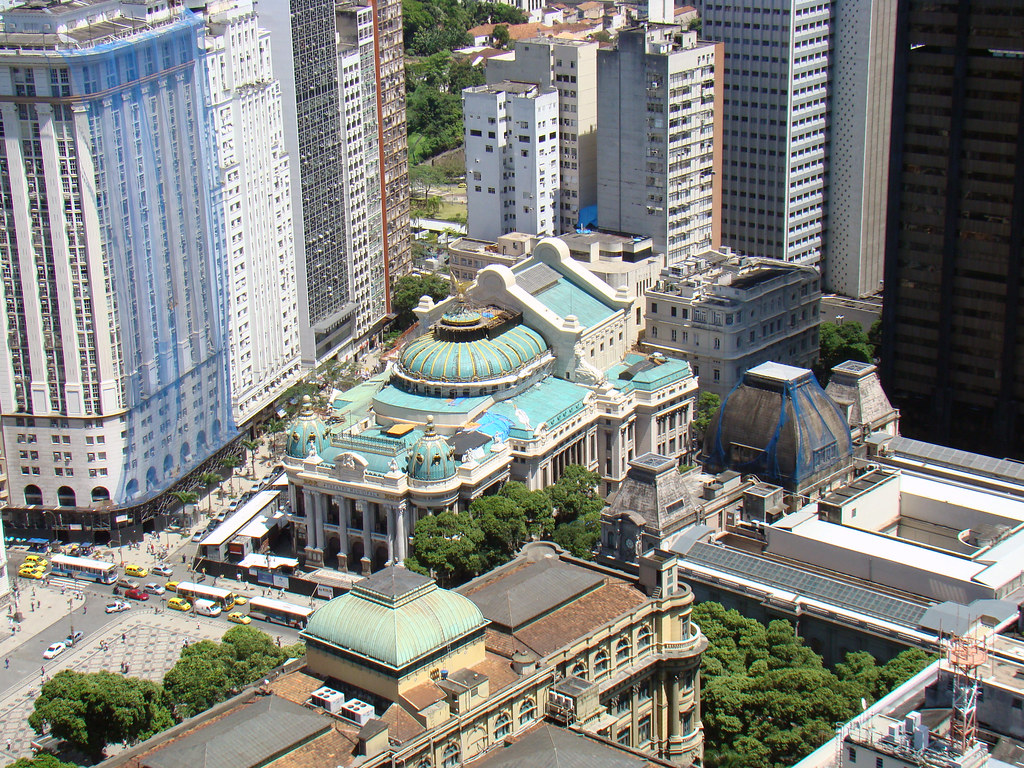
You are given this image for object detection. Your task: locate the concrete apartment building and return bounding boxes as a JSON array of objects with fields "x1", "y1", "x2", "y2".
[
  {"x1": 201, "y1": 0, "x2": 303, "y2": 426},
  {"x1": 643, "y1": 250, "x2": 821, "y2": 396},
  {"x1": 0, "y1": 0, "x2": 238, "y2": 516},
  {"x1": 597, "y1": 26, "x2": 723, "y2": 264},
  {"x1": 699, "y1": 0, "x2": 829, "y2": 267},
  {"x1": 486, "y1": 38, "x2": 600, "y2": 234},
  {"x1": 880, "y1": 2, "x2": 1024, "y2": 458},
  {"x1": 262, "y1": 0, "x2": 405, "y2": 365},
  {"x1": 463, "y1": 82, "x2": 560, "y2": 242}
]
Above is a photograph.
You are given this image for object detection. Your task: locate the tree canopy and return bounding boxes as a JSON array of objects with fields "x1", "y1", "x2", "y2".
[
  {"x1": 406, "y1": 509, "x2": 486, "y2": 585},
  {"x1": 691, "y1": 391, "x2": 721, "y2": 441},
  {"x1": 29, "y1": 671, "x2": 174, "y2": 761},
  {"x1": 816, "y1": 321, "x2": 874, "y2": 383},
  {"x1": 162, "y1": 627, "x2": 298, "y2": 718},
  {"x1": 7, "y1": 755, "x2": 81, "y2": 768},
  {"x1": 391, "y1": 273, "x2": 451, "y2": 331},
  {"x1": 695, "y1": 602, "x2": 935, "y2": 768}
]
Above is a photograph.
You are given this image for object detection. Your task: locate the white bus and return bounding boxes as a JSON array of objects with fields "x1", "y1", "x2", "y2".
[
  {"x1": 173, "y1": 581, "x2": 238, "y2": 610},
  {"x1": 248, "y1": 596, "x2": 313, "y2": 629},
  {"x1": 51, "y1": 554, "x2": 118, "y2": 584}
]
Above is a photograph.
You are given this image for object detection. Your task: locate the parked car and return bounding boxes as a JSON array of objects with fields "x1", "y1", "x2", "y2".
[
  {"x1": 144, "y1": 583, "x2": 165, "y2": 595},
  {"x1": 191, "y1": 530, "x2": 205, "y2": 543},
  {"x1": 167, "y1": 597, "x2": 192, "y2": 612},
  {"x1": 105, "y1": 601, "x2": 131, "y2": 614},
  {"x1": 124, "y1": 588, "x2": 149, "y2": 601},
  {"x1": 65, "y1": 630, "x2": 84, "y2": 647},
  {"x1": 43, "y1": 642, "x2": 66, "y2": 660},
  {"x1": 151, "y1": 563, "x2": 173, "y2": 578},
  {"x1": 19, "y1": 568, "x2": 45, "y2": 579},
  {"x1": 227, "y1": 612, "x2": 251, "y2": 625},
  {"x1": 23, "y1": 555, "x2": 47, "y2": 567}
]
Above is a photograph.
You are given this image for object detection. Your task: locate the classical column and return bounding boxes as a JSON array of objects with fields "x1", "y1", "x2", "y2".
[
  {"x1": 630, "y1": 682, "x2": 640, "y2": 746},
  {"x1": 358, "y1": 500, "x2": 372, "y2": 575},
  {"x1": 337, "y1": 497, "x2": 350, "y2": 571},
  {"x1": 386, "y1": 505, "x2": 395, "y2": 564},
  {"x1": 668, "y1": 673, "x2": 681, "y2": 739},
  {"x1": 396, "y1": 502, "x2": 408, "y2": 562},
  {"x1": 314, "y1": 493, "x2": 326, "y2": 553},
  {"x1": 302, "y1": 489, "x2": 323, "y2": 565}
]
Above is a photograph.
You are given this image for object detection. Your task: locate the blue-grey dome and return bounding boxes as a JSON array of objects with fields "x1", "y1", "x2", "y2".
[
  {"x1": 408, "y1": 417, "x2": 456, "y2": 481},
  {"x1": 286, "y1": 396, "x2": 330, "y2": 459}
]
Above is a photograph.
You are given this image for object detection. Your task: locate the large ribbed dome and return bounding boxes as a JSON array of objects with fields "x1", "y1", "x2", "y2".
[
  {"x1": 302, "y1": 567, "x2": 487, "y2": 671},
  {"x1": 399, "y1": 316, "x2": 547, "y2": 383}
]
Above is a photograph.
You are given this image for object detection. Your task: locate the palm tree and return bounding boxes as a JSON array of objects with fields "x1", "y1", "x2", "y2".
[
  {"x1": 170, "y1": 491, "x2": 198, "y2": 514},
  {"x1": 197, "y1": 472, "x2": 222, "y2": 514},
  {"x1": 241, "y1": 438, "x2": 260, "y2": 479},
  {"x1": 220, "y1": 455, "x2": 242, "y2": 496},
  {"x1": 264, "y1": 418, "x2": 285, "y2": 456}
]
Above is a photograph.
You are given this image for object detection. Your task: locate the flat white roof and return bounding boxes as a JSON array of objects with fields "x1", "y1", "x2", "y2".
[
  {"x1": 787, "y1": 517, "x2": 985, "y2": 583},
  {"x1": 201, "y1": 490, "x2": 281, "y2": 547},
  {"x1": 238, "y1": 554, "x2": 298, "y2": 570},
  {"x1": 900, "y1": 472, "x2": 1024, "y2": 524},
  {"x1": 237, "y1": 511, "x2": 287, "y2": 539},
  {"x1": 746, "y1": 361, "x2": 809, "y2": 383}
]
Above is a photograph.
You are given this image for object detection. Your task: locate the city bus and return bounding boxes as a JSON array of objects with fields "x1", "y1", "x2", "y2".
[
  {"x1": 172, "y1": 581, "x2": 238, "y2": 610},
  {"x1": 247, "y1": 596, "x2": 313, "y2": 629},
  {"x1": 51, "y1": 554, "x2": 118, "y2": 584}
]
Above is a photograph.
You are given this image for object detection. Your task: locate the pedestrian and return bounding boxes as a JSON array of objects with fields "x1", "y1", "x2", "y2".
[
  {"x1": 7, "y1": 738, "x2": 11, "y2": 751},
  {"x1": 40, "y1": 665, "x2": 45, "y2": 677},
  {"x1": 82, "y1": 605, "x2": 86, "y2": 615},
  {"x1": 121, "y1": 633, "x2": 126, "y2": 644},
  {"x1": 4, "y1": 658, "x2": 8, "y2": 669}
]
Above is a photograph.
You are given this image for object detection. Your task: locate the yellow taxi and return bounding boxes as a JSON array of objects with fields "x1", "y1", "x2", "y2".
[
  {"x1": 233, "y1": 595, "x2": 248, "y2": 606},
  {"x1": 19, "y1": 567, "x2": 45, "y2": 579},
  {"x1": 165, "y1": 581, "x2": 179, "y2": 593},
  {"x1": 167, "y1": 597, "x2": 192, "y2": 612},
  {"x1": 227, "y1": 612, "x2": 251, "y2": 625},
  {"x1": 23, "y1": 555, "x2": 48, "y2": 567},
  {"x1": 124, "y1": 564, "x2": 148, "y2": 578}
]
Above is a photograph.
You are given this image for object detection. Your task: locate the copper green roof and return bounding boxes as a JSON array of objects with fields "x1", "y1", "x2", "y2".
[
  {"x1": 302, "y1": 567, "x2": 487, "y2": 671},
  {"x1": 399, "y1": 324, "x2": 547, "y2": 383},
  {"x1": 286, "y1": 396, "x2": 331, "y2": 459},
  {"x1": 409, "y1": 417, "x2": 457, "y2": 481}
]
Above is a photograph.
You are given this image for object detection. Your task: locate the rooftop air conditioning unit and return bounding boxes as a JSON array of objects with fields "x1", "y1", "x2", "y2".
[
  {"x1": 310, "y1": 686, "x2": 347, "y2": 714},
  {"x1": 340, "y1": 698, "x2": 375, "y2": 726}
]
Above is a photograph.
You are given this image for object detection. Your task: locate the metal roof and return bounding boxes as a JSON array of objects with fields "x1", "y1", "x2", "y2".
[
  {"x1": 141, "y1": 696, "x2": 327, "y2": 768},
  {"x1": 683, "y1": 542, "x2": 930, "y2": 627},
  {"x1": 460, "y1": 558, "x2": 605, "y2": 630},
  {"x1": 888, "y1": 436, "x2": 1024, "y2": 485},
  {"x1": 467, "y1": 723, "x2": 663, "y2": 767}
]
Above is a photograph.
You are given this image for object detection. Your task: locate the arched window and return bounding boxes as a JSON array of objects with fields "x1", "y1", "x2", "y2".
[
  {"x1": 163, "y1": 454, "x2": 174, "y2": 474},
  {"x1": 57, "y1": 486, "x2": 76, "y2": 508},
  {"x1": 125, "y1": 478, "x2": 139, "y2": 497},
  {"x1": 442, "y1": 743, "x2": 460, "y2": 768},
  {"x1": 594, "y1": 649, "x2": 610, "y2": 679},
  {"x1": 637, "y1": 625, "x2": 653, "y2": 654},
  {"x1": 571, "y1": 660, "x2": 588, "y2": 680},
  {"x1": 91, "y1": 486, "x2": 110, "y2": 503},
  {"x1": 180, "y1": 443, "x2": 191, "y2": 466},
  {"x1": 417, "y1": 760, "x2": 432, "y2": 768},
  {"x1": 494, "y1": 712, "x2": 512, "y2": 740},
  {"x1": 519, "y1": 698, "x2": 536, "y2": 725},
  {"x1": 616, "y1": 637, "x2": 631, "y2": 665},
  {"x1": 24, "y1": 484, "x2": 43, "y2": 506}
]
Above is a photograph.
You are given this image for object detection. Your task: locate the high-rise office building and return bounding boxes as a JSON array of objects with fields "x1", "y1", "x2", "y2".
[
  {"x1": 262, "y1": 0, "x2": 405, "y2": 365},
  {"x1": 699, "y1": 0, "x2": 829, "y2": 267},
  {"x1": 825, "y1": 0, "x2": 896, "y2": 298},
  {"x1": 486, "y1": 38, "x2": 599, "y2": 234},
  {"x1": 880, "y1": 1, "x2": 1024, "y2": 456},
  {"x1": 597, "y1": 25, "x2": 722, "y2": 264},
  {"x1": 463, "y1": 82, "x2": 559, "y2": 241},
  {"x1": 0, "y1": 0, "x2": 236, "y2": 511},
  {"x1": 201, "y1": 0, "x2": 302, "y2": 425}
]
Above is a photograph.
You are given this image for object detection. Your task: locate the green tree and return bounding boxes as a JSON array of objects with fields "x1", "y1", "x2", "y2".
[
  {"x1": 169, "y1": 491, "x2": 198, "y2": 511},
  {"x1": 405, "y1": 510, "x2": 484, "y2": 586},
  {"x1": 868, "y1": 317, "x2": 882, "y2": 358},
  {"x1": 241, "y1": 438, "x2": 261, "y2": 479},
  {"x1": 219, "y1": 625, "x2": 291, "y2": 688},
  {"x1": 219, "y1": 455, "x2": 243, "y2": 495},
  {"x1": 691, "y1": 391, "x2": 721, "y2": 442},
  {"x1": 470, "y1": 494, "x2": 528, "y2": 567},
  {"x1": 492, "y1": 24, "x2": 510, "y2": 48},
  {"x1": 410, "y1": 163, "x2": 448, "y2": 200},
  {"x1": 162, "y1": 649, "x2": 232, "y2": 719},
  {"x1": 29, "y1": 671, "x2": 173, "y2": 761},
  {"x1": 392, "y1": 273, "x2": 451, "y2": 330},
  {"x1": 262, "y1": 419, "x2": 285, "y2": 457},
  {"x1": 816, "y1": 321, "x2": 874, "y2": 383},
  {"x1": 197, "y1": 472, "x2": 223, "y2": 514},
  {"x1": 498, "y1": 480, "x2": 554, "y2": 539},
  {"x1": 591, "y1": 29, "x2": 612, "y2": 43},
  {"x1": 7, "y1": 755, "x2": 82, "y2": 768},
  {"x1": 552, "y1": 508, "x2": 601, "y2": 559},
  {"x1": 546, "y1": 464, "x2": 604, "y2": 523}
]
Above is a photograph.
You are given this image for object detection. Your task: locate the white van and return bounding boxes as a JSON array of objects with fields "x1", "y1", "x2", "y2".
[{"x1": 194, "y1": 598, "x2": 222, "y2": 617}]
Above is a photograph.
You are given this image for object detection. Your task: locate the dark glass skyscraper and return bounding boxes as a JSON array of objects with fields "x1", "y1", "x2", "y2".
[{"x1": 881, "y1": 0, "x2": 1024, "y2": 455}]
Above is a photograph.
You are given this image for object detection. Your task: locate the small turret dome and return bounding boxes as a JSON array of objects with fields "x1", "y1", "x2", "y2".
[
  {"x1": 408, "y1": 416, "x2": 456, "y2": 481},
  {"x1": 286, "y1": 395, "x2": 330, "y2": 459}
]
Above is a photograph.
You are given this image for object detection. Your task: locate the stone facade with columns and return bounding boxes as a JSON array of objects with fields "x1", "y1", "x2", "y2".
[{"x1": 283, "y1": 238, "x2": 697, "y2": 573}]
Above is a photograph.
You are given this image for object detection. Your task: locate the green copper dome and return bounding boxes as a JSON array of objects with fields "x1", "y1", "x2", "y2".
[
  {"x1": 286, "y1": 396, "x2": 330, "y2": 459},
  {"x1": 399, "y1": 323, "x2": 547, "y2": 383},
  {"x1": 302, "y1": 567, "x2": 487, "y2": 671},
  {"x1": 409, "y1": 416, "x2": 457, "y2": 481}
]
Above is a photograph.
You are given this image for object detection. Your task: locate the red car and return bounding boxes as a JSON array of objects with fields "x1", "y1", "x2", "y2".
[{"x1": 124, "y1": 588, "x2": 149, "y2": 601}]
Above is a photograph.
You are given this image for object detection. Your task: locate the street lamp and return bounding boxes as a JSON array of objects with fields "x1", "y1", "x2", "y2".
[{"x1": 68, "y1": 598, "x2": 74, "y2": 641}]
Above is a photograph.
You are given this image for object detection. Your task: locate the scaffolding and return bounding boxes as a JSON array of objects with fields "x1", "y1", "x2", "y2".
[{"x1": 947, "y1": 634, "x2": 987, "y2": 755}]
